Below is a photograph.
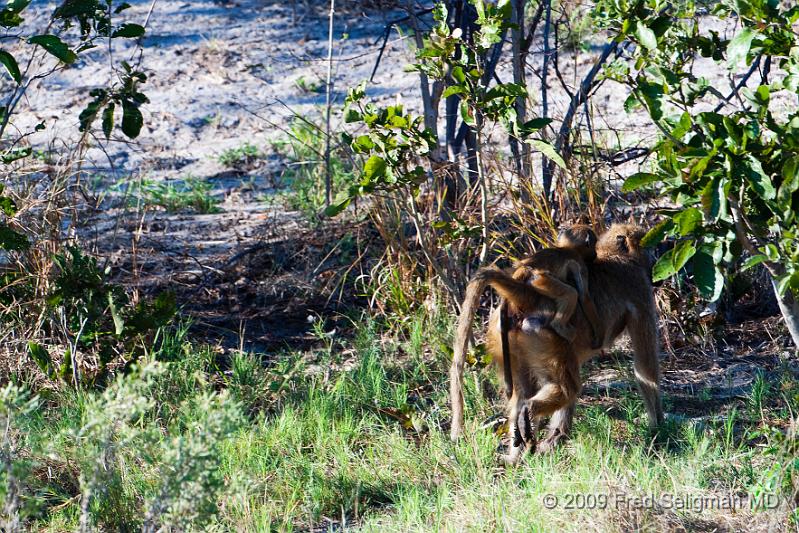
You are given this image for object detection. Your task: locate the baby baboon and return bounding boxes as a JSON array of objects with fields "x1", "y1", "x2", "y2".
[
  {"x1": 450, "y1": 224, "x2": 663, "y2": 464},
  {"x1": 510, "y1": 224, "x2": 602, "y2": 348}
]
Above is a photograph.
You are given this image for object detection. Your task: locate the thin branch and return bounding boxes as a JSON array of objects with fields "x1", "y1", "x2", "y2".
[
  {"x1": 324, "y1": 0, "x2": 336, "y2": 207},
  {"x1": 713, "y1": 55, "x2": 761, "y2": 113}
]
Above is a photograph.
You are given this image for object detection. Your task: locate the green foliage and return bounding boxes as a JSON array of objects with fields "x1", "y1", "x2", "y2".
[
  {"x1": 0, "y1": 383, "x2": 40, "y2": 529},
  {"x1": 142, "y1": 391, "x2": 243, "y2": 531},
  {"x1": 25, "y1": 247, "x2": 176, "y2": 385},
  {"x1": 0, "y1": 0, "x2": 149, "y2": 151},
  {"x1": 0, "y1": 184, "x2": 28, "y2": 252},
  {"x1": 7, "y1": 320, "x2": 796, "y2": 531},
  {"x1": 132, "y1": 177, "x2": 220, "y2": 213},
  {"x1": 327, "y1": 1, "x2": 560, "y2": 218},
  {"x1": 217, "y1": 142, "x2": 261, "y2": 169},
  {"x1": 326, "y1": 86, "x2": 436, "y2": 216},
  {"x1": 271, "y1": 117, "x2": 355, "y2": 220},
  {"x1": 603, "y1": 0, "x2": 799, "y2": 302}
]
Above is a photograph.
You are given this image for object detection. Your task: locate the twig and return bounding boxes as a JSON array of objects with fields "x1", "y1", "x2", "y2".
[
  {"x1": 713, "y1": 55, "x2": 761, "y2": 113},
  {"x1": 324, "y1": 0, "x2": 336, "y2": 208}
]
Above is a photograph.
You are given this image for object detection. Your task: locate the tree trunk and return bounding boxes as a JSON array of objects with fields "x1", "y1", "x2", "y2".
[
  {"x1": 770, "y1": 277, "x2": 799, "y2": 351},
  {"x1": 540, "y1": 0, "x2": 553, "y2": 197},
  {"x1": 510, "y1": 0, "x2": 528, "y2": 179}
]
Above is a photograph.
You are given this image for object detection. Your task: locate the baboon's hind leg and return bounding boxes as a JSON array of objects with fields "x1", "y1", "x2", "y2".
[
  {"x1": 628, "y1": 312, "x2": 664, "y2": 428},
  {"x1": 528, "y1": 272, "x2": 578, "y2": 342}
]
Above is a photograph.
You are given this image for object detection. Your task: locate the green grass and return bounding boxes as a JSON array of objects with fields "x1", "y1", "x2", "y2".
[
  {"x1": 131, "y1": 176, "x2": 220, "y2": 213},
  {"x1": 4, "y1": 313, "x2": 797, "y2": 531},
  {"x1": 268, "y1": 116, "x2": 355, "y2": 221},
  {"x1": 218, "y1": 143, "x2": 261, "y2": 169}
]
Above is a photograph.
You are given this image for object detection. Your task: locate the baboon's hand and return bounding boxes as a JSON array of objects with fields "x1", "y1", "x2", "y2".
[{"x1": 513, "y1": 403, "x2": 534, "y2": 447}]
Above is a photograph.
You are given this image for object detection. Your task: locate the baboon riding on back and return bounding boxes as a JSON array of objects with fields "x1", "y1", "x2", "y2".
[{"x1": 450, "y1": 223, "x2": 663, "y2": 464}]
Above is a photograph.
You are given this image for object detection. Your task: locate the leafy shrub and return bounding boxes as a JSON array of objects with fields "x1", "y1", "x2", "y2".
[{"x1": 271, "y1": 117, "x2": 355, "y2": 220}]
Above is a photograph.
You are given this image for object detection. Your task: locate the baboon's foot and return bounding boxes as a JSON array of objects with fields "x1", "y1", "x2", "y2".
[
  {"x1": 513, "y1": 403, "x2": 538, "y2": 448},
  {"x1": 536, "y1": 428, "x2": 568, "y2": 454},
  {"x1": 500, "y1": 440, "x2": 532, "y2": 466}
]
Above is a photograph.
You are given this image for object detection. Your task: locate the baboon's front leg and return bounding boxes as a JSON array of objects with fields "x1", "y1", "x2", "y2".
[{"x1": 537, "y1": 403, "x2": 575, "y2": 453}]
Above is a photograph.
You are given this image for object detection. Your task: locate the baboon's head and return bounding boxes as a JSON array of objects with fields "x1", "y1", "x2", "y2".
[{"x1": 557, "y1": 224, "x2": 598, "y2": 261}]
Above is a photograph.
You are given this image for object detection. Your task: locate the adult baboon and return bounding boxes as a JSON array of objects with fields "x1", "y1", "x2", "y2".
[{"x1": 450, "y1": 224, "x2": 663, "y2": 464}]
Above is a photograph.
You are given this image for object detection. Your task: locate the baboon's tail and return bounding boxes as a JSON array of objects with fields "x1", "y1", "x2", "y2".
[{"x1": 450, "y1": 268, "x2": 537, "y2": 440}]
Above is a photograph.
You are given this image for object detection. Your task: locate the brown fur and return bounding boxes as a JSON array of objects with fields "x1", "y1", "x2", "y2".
[
  {"x1": 449, "y1": 224, "x2": 664, "y2": 464},
  {"x1": 509, "y1": 224, "x2": 602, "y2": 347}
]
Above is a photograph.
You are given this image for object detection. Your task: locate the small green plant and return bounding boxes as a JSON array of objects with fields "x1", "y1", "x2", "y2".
[
  {"x1": 226, "y1": 351, "x2": 269, "y2": 415},
  {"x1": 133, "y1": 177, "x2": 220, "y2": 213},
  {"x1": 557, "y1": 3, "x2": 594, "y2": 53},
  {"x1": 217, "y1": 143, "x2": 261, "y2": 169},
  {"x1": 748, "y1": 371, "x2": 771, "y2": 415},
  {"x1": 0, "y1": 384, "x2": 41, "y2": 531},
  {"x1": 294, "y1": 76, "x2": 323, "y2": 94},
  {"x1": 271, "y1": 117, "x2": 354, "y2": 220},
  {"x1": 25, "y1": 247, "x2": 176, "y2": 386},
  {"x1": 142, "y1": 391, "x2": 243, "y2": 531}
]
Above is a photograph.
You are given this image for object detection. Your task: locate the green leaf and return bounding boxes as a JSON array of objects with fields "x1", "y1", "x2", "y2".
[
  {"x1": 641, "y1": 218, "x2": 674, "y2": 248},
  {"x1": 741, "y1": 254, "x2": 767, "y2": 271},
  {"x1": 442, "y1": 85, "x2": 466, "y2": 98},
  {"x1": 693, "y1": 248, "x2": 723, "y2": 301},
  {"x1": 27, "y1": 342, "x2": 54, "y2": 378},
  {"x1": 740, "y1": 156, "x2": 775, "y2": 201},
  {"x1": 28, "y1": 35, "x2": 77, "y2": 64},
  {"x1": 0, "y1": 195, "x2": 15, "y2": 217},
  {"x1": 622, "y1": 172, "x2": 660, "y2": 192},
  {"x1": 519, "y1": 117, "x2": 552, "y2": 132},
  {"x1": 101, "y1": 102, "x2": 114, "y2": 139},
  {"x1": 700, "y1": 176, "x2": 728, "y2": 222},
  {"x1": 652, "y1": 241, "x2": 696, "y2": 282},
  {"x1": 0, "y1": 50, "x2": 20, "y2": 82},
  {"x1": 121, "y1": 99, "x2": 143, "y2": 138},
  {"x1": 0, "y1": 223, "x2": 28, "y2": 251},
  {"x1": 362, "y1": 155, "x2": 387, "y2": 182},
  {"x1": 672, "y1": 241, "x2": 696, "y2": 272},
  {"x1": 111, "y1": 23, "x2": 145, "y2": 38},
  {"x1": 343, "y1": 107, "x2": 360, "y2": 123},
  {"x1": 108, "y1": 292, "x2": 125, "y2": 336},
  {"x1": 623, "y1": 93, "x2": 640, "y2": 113},
  {"x1": 727, "y1": 27, "x2": 756, "y2": 68},
  {"x1": 635, "y1": 22, "x2": 657, "y2": 50},
  {"x1": 451, "y1": 66, "x2": 466, "y2": 84},
  {"x1": 0, "y1": 0, "x2": 28, "y2": 28},
  {"x1": 460, "y1": 101, "x2": 475, "y2": 126},
  {"x1": 526, "y1": 139, "x2": 566, "y2": 169},
  {"x1": 324, "y1": 197, "x2": 351, "y2": 217},
  {"x1": 1, "y1": 146, "x2": 31, "y2": 164},
  {"x1": 778, "y1": 155, "x2": 799, "y2": 208},
  {"x1": 652, "y1": 252, "x2": 677, "y2": 282},
  {"x1": 673, "y1": 207, "x2": 703, "y2": 236}
]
